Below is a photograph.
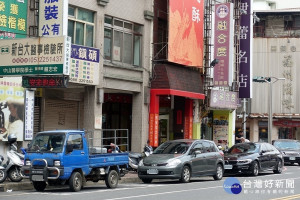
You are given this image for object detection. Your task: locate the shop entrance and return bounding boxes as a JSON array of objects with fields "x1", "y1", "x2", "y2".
[{"x1": 159, "y1": 115, "x2": 169, "y2": 145}]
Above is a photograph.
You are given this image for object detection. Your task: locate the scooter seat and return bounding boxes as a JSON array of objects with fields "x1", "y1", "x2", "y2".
[{"x1": 129, "y1": 152, "x2": 142, "y2": 158}]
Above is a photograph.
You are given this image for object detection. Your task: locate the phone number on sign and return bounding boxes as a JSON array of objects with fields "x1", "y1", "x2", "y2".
[{"x1": 11, "y1": 56, "x2": 63, "y2": 64}]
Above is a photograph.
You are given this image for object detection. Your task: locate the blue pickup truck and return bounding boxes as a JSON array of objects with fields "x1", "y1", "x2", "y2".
[{"x1": 22, "y1": 130, "x2": 129, "y2": 192}]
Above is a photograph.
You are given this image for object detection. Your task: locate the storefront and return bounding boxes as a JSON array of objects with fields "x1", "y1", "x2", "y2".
[{"x1": 149, "y1": 64, "x2": 205, "y2": 147}]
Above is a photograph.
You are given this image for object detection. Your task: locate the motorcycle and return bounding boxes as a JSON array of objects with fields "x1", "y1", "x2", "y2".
[
  {"x1": 129, "y1": 146, "x2": 153, "y2": 171},
  {"x1": 0, "y1": 134, "x2": 24, "y2": 183}
]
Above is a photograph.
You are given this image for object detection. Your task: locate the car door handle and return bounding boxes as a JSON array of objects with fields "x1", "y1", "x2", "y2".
[{"x1": 81, "y1": 152, "x2": 85, "y2": 155}]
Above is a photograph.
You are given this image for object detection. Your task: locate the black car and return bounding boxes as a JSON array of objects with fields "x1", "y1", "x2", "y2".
[
  {"x1": 138, "y1": 139, "x2": 224, "y2": 183},
  {"x1": 224, "y1": 142, "x2": 283, "y2": 176},
  {"x1": 273, "y1": 139, "x2": 300, "y2": 165}
]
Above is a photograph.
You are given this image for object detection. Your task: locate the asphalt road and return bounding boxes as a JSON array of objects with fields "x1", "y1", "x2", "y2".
[{"x1": 0, "y1": 165, "x2": 300, "y2": 200}]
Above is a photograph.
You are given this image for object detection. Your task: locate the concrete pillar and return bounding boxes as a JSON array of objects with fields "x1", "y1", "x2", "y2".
[
  {"x1": 83, "y1": 86, "x2": 102, "y2": 145},
  {"x1": 131, "y1": 92, "x2": 148, "y2": 152},
  {"x1": 250, "y1": 119, "x2": 259, "y2": 142}
]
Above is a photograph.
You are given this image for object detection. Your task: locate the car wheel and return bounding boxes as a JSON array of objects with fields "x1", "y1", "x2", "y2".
[
  {"x1": 298, "y1": 162, "x2": 300, "y2": 166},
  {"x1": 141, "y1": 178, "x2": 152, "y2": 183},
  {"x1": 250, "y1": 161, "x2": 259, "y2": 176},
  {"x1": 180, "y1": 166, "x2": 191, "y2": 183},
  {"x1": 290, "y1": 162, "x2": 294, "y2": 165},
  {"x1": 213, "y1": 164, "x2": 224, "y2": 180},
  {"x1": 69, "y1": 172, "x2": 83, "y2": 192},
  {"x1": 274, "y1": 159, "x2": 283, "y2": 174}
]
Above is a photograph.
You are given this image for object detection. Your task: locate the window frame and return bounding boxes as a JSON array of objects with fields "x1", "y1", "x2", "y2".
[
  {"x1": 68, "y1": 6, "x2": 95, "y2": 47},
  {"x1": 104, "y1": 16, "x2": 143, "y2": 67}
]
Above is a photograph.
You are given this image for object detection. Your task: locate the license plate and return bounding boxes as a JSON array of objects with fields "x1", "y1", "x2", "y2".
[
  {"x1": 32, "y1": 175, "x2": 44, "y2": 181},
  {"x1": 147, "y1": 169, "x2": 158, "y2": 174},
  {"x1": 289, "y1": 157, "x2": 296, "y2": 160},
  {"x1": 224, "y1": 165, "x2": 233, "y2": 170}
]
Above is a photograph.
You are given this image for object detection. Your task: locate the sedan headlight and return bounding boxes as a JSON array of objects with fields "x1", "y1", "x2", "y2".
[
  {"x1": 25, "y1": 160, "x2": 31, "y2": 166},
  {"x1": 166, "y1": 159, "x2": 181, "y2": 167},
  {"x1": 138, "y1": 159, "x2": 144, "y2": 167},
  {"x1": 54, "y1": 160, "x2": 61, "y2": 167},
  {"x1": 237, "y1": 159, "x2": 252, "y2": 165}
]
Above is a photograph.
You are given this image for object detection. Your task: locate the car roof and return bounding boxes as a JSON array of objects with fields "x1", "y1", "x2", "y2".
[
  {"x1": 166, "y1": 139, "x2": 215, "y2": 143},
  {"x1": 37, "y1": 130, "x2": 84, "y2": 135}
]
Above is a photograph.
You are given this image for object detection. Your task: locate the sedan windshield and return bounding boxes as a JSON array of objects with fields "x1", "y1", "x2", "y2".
[
  {"x1": 228, "y1": 143, "x2": 259, "y2": 154},
  {"x1": 153, "y1": 141, "x2": 192, "y2": 154},
  {"x1": 28, "y1": 133, "x2": 65, "y2": 153},
  {"x1": 274, "y1": 141, "x2": 300, "y2": 150}
]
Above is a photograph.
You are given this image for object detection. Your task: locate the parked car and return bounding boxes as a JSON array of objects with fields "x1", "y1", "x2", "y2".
[
  {"x1": 224, "y1": 142, "x2": 283, "y2": 176},
  {"x1": 138, "y1": 139, "x2": 224, "y2": 183},
  {"x1": 272, "y1": 139, "x2": 300, "y2": 165}
]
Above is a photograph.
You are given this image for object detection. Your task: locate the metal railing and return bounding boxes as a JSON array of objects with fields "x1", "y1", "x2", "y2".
[{"x1": 87, "y1": 129, "x2": 129, "y2": 153}]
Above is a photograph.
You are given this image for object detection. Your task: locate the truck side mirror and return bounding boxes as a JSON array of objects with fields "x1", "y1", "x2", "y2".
[{"x1": 66, "y1": 144, "x2": 73, "y2": 153}]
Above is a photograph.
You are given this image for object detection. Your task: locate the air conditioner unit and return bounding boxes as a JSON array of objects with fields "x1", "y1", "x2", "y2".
[{"x1": 284, "y1": 15, "x2": 293, "y2": 21}]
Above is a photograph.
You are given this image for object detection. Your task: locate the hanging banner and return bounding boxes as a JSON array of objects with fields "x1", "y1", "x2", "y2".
[
  {"x1": 168, "y1": 0, "x2": 204, "y2": 67},
  {"x1": 24, "y1": 90, "x2": 34, "y2": 140}
]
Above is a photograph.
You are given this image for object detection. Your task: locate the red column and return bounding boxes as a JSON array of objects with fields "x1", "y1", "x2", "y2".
[
  {"x1": 184, "y1": 99, "x2": 193, "y2": 139},
  {"x1": 149, "y1": 90, "x2": 159, "y2": 147}
]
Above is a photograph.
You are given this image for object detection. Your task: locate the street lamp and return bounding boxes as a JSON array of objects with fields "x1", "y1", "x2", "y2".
[{"x1": 253, "y1": 76, "x2": 285, "y2": 144}]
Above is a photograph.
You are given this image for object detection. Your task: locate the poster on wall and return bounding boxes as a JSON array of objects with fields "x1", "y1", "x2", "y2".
[
  {"x1": 0, "y1": 77, "x2": 24, "y2": 141},
  {"x1": 213, "y1": 112, "x2": 229, "y2": 149}
]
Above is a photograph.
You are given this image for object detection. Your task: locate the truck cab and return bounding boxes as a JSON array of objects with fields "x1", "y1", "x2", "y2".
[{"x1": 22, "y1": 130, "x2": 129, "y2": 192}]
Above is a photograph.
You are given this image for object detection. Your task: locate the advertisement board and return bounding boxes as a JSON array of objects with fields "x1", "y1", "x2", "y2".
[
  {"x1": 0, "y1": 77, "x2": 24, "y2": 141},
  {"x1": 69, "y1": 44, "x2": 100, "y2": 85},
  {"x1": 168, "y1": 0, "x2": 204, "y2": 67},
  {"x1": 39, "y1": 0, "x2": 68, "y2": 37},
  {"x1": 0, "y1": 36, "x2": 71, "y2": 76},
  {"x1": 0, "y1": 0, "x2": 28, "y2": 39}
]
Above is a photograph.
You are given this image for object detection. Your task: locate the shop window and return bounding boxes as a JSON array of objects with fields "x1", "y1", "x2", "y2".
[
  {"x1": 259, "y1": 128, "x2": 268, "y2": 142},
  {"x1": 68, "y1": 6, "x2": 95, "y2": 47},
  {"x1": 104, "y1": 16, "x2": 143, "y2": 66}
]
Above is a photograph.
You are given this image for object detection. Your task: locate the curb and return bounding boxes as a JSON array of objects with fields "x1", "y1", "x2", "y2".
[{"x1": 0, "y1": 174, "x2": 141, "y2": 192}]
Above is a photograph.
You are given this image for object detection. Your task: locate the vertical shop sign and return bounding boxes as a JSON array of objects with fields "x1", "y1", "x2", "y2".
[
  {"x1": 213, "y1": 3, "x2": 234, "y2": 87},
  {"x1": 0, "y1": 0, "x2": 27, "y2": 39},
  {"x1": 24, "y1": 90, "x2": 34, "y2": 140},
  {"x1": 239, "y1": 0, "x2": 253, "y2": 98},
  {"x1": 39, "y1": 0, "x2": 68, "y2": 37}
]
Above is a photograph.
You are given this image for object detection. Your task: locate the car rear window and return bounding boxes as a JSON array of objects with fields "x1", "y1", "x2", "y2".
[
  {"x1": 274, "y1": 141, "x2": 300, "y2": 150},
  {"x1": 228, "y1": 143, "x2": 259, "y2": 154}
]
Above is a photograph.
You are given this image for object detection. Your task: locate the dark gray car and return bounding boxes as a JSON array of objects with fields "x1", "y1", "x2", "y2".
[
  {"x1": 273, "y1": 139, "x2": 300, "y2": 165},
  {"x1": 137, "y1": 139, "x2": 224, "y2": 183}
]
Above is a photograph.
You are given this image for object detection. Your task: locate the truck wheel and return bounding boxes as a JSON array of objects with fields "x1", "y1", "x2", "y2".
[
  {"x1": 8, "y1": 167, "x2": 22, "y2": 182},
  {"x1": 0, "y1": 169, "x2": 7, "y2": 183},
  {"x1": 33, "y1": 181, "x2": 47, "y2": 191},
  {"x1": 69, "y1": 172, "x2": 83, "y2": 192},
  {"x1": 105, "y1": 170, "x2": 119, "y2": 188}
]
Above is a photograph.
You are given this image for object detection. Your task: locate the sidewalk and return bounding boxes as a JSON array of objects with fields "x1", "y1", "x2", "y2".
[{"x1": 0, "y1": 171, "x2": 141, "y2": 192}]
